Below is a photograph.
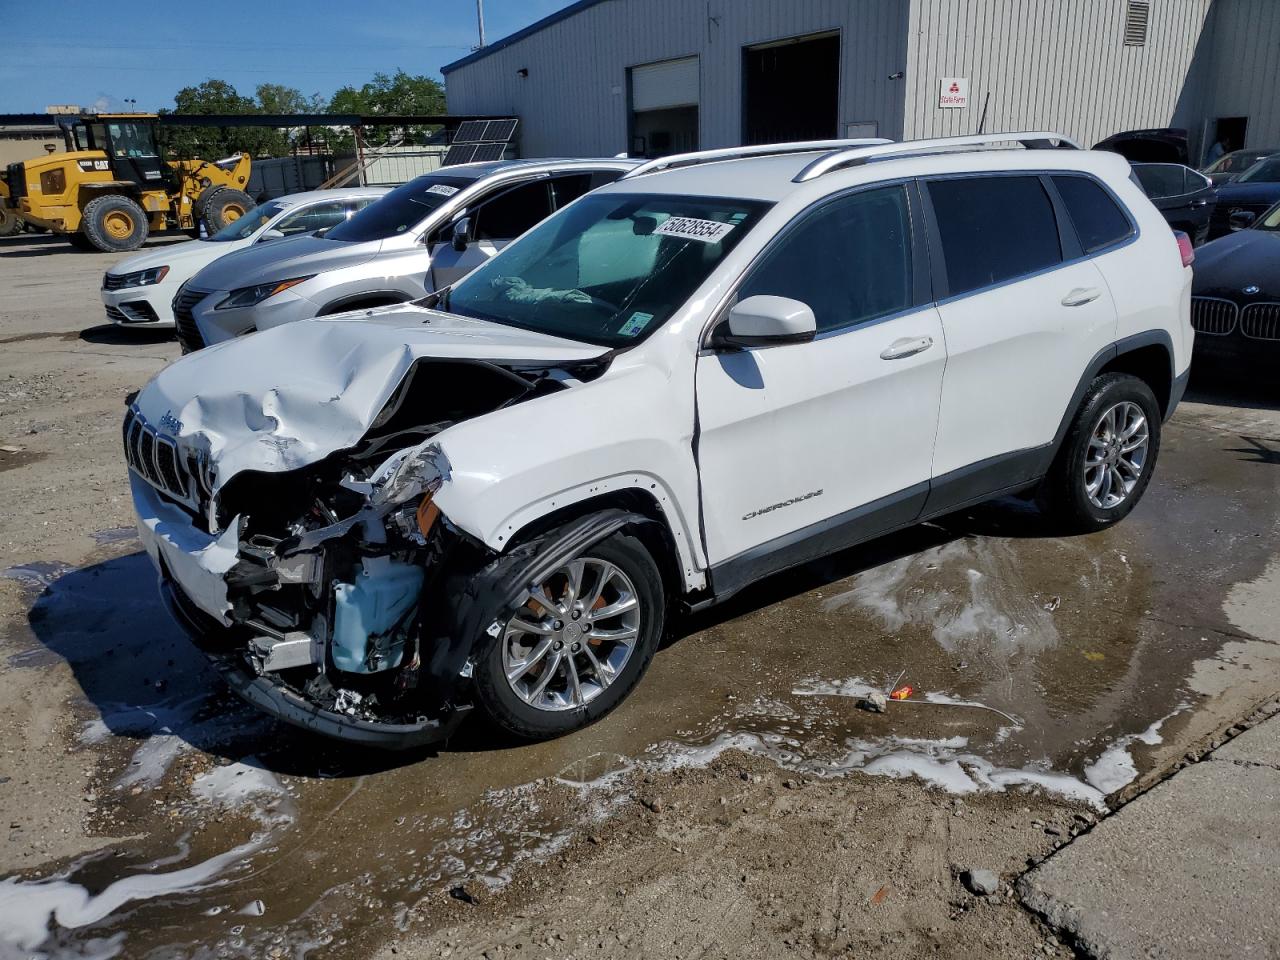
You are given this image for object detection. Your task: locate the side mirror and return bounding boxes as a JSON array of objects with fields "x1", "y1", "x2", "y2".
[
  {"x1": 258, "y1": 228, "x2": 286, "y2": 242},
  {"x1": 1229, "y1": 210, "x2": 1257, "y2": 231},
  {"x1": 451, "y1": 217, "x2": 472, "y2": 252},
  {"x1": 714, "y1": 295, "x2": 817, "y2": 350}
]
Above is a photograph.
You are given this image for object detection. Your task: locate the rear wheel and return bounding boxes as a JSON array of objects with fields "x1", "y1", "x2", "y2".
[
  {"x1": 82, "y1": 195, "x2": 149, "y2": 252},
  {"x1": 200, "y1": 188, "x2": 253, "y2": 234},
  {"x1": 473, "y1": 530, "x2": 665, "y2": 740},
  {"x1": 66, "y1": 232, "x2": 97, "y2": 251},
  {"x1": 1037, "y1": 372, "x2": 1161, "y2": 532}
]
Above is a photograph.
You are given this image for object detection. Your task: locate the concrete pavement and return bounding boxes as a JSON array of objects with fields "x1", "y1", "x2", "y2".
[{"x1": 1019, "y1": 710, "x2": 1280, "y2": 959}]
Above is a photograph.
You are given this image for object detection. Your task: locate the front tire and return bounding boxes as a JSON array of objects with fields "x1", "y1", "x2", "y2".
[
  {"x1": 200, "y1": 188, "x2": 253, "y2": 234},
  {"x1": 1037, "y1": 372, "x2": 1162, "y2": 532},
  {"x1": 0, "y1": 206, "x2": 20, "y2": 237},
  {"x1": 473, "y1": 530, "x2": 665, "y2": 740},
  {"x1": 82, "y1": 195, "x2": 149, "y2": 252}
]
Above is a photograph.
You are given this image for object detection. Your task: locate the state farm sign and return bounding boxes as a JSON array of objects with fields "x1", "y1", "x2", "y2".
[{"x1": 939, "y1": 77, "x2": 969, "y2": 108}]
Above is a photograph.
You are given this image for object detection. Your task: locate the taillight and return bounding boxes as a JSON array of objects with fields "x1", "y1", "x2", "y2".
[{"x1": 1174, "y1": 230, "x2": 1194, "y2": 267}]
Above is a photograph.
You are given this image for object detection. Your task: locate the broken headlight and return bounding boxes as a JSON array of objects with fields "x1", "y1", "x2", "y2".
[
  {"x1": 216, "y1": 276, "x2": 314, "y2": 310},
  {"x1": 370, "y1": 442, "x2": 449, "y2": 508}
]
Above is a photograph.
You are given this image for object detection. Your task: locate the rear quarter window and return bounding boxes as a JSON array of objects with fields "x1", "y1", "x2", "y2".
[
  {"x1": 1051, "y1": 175, "x2": 1133, "y2": 253},
  {"x1": 927, "y1": 175, "x2": 1062, "y2": 297}
]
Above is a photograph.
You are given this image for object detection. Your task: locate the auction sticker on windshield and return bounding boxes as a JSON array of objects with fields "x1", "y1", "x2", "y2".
[
  {"x1": 618, "y1": 311, "x2": 654, "y2": 337},
  {"x1": 426, "y1": 184, "x2": 460, "y2": 197},
  {"x1": 654, "y1": 217, "x2": 736, "y2": 244}
]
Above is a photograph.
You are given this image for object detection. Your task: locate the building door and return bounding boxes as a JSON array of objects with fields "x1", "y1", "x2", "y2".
[
  {"x1": 629, "y1": 57, "x2": 699, "y2": 158},
  {"x1": 743, "y1": 32, "x2": 839, "y2": 145},
  {"x1": 1212, "y1": 117, "x2": 1249, "y2": 155}
]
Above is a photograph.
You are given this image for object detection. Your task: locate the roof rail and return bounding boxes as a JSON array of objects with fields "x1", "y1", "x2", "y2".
[
  {"x1": 792, "y1": 132, "x2": 1082, "y2": 183},
  {"x1": 620, "y1": 138, "x2": 893, "y2": 180}
]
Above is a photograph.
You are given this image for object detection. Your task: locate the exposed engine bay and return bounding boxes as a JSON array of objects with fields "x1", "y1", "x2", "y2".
[{"x1": 131, "y1": 353, "x2": 612, "y2": 747}]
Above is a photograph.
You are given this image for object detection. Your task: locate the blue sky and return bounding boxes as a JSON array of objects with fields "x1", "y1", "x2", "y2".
[{"x1": 1, "y1": 0, "x2": 577, "y2": 113}]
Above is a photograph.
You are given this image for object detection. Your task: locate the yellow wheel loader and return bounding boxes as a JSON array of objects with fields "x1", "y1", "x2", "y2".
[{"x1": 0, "y1": 114, "x2": 253, "y2": 252}]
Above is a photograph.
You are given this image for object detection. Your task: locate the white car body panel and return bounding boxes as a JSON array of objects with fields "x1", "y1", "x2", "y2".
[
  {"x1": 931, "y1": 259, "x2": 1118, "y2": 476},
  {"x1": 101, "y1": 187, "x2": 387, "y2": 328},
  {"x1": 695, "y1": 303, "x2": 946, "y2": 563}
]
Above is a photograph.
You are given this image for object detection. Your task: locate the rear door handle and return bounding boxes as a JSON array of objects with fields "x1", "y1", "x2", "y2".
[
  {"x1": 1061, "y1": 287, "x2": 1101, "y2": 307},
  {"x1": 879, "y1": 335, "x2": 934, "y2": 360}
]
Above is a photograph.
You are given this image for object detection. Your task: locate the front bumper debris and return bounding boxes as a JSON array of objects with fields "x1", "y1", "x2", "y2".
[{"x1": 160, "y1": 577, "x2": 467, "y2": 750}]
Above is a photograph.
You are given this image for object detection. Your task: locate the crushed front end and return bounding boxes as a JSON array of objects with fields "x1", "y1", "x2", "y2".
[{"x1": 125, "y1": 353, "x2": 577, "y2": 749}]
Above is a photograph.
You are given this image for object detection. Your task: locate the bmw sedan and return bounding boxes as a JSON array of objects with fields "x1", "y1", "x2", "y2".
[{"x1": 1190, "y1": 199, "x2": 1280, "y2": 363}]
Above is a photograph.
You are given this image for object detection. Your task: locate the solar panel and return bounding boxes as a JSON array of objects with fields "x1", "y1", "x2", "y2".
[
  {"x1": 482, "y1": 119, "x2": 518, "y2": 143},
  {"x1": 451, "y1": 120, "x2": 488, "y2": 143},
  {"x1": 442, "y1": 143, "x2": 478, "y2": 166},
  {"x1": 470, "y1": 143, "x2": 506, "y2": 162},
  {"x1": 442, "y1": 118, "x2": 519, "y2": 165}
]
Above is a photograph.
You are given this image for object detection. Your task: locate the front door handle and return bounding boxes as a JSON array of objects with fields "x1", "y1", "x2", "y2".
[
  {"x1": 880, "y1": 335, "x2": 934, "y2": 360},
  {"x1": 1061, "y1": 287, "x2": 1101, "y2": 307}
]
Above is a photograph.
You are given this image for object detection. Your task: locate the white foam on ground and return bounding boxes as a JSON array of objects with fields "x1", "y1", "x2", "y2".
[
  {"x1": 820, "y1": 539, "x2": 1065, "y2": 653},
  {"x1": 0, "y1": 759, "x2": 293, "y2": 956},
  {"x1": 1083, "y1": 707, "x2": 1185, "y2": 794},
  {"x1": 791, "y1": 677, "x2": 879, "y2": 699}
]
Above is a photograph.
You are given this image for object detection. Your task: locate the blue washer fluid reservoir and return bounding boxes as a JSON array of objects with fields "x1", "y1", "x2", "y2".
[{"x1": 331, "y1": 557, "x2": 425, "y2": 673}]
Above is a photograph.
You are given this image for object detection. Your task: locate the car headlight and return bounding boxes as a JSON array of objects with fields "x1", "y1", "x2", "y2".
[
  {"x1": 107, "y1": 265, "x2": 169, "y2": 289},
  {"x1": 370, "y1": 442, "x2": 450, "y2": 508},
  {"x1": 215, "y1": 276, "x2": 314, "y2": 311}
]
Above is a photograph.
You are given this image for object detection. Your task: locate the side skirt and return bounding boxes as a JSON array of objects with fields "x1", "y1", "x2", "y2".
[{"x1": 702, "y1": 446, "x2": 1049, "y2": 610}]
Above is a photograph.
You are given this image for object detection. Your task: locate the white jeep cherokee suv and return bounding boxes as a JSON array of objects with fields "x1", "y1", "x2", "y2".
[{"x1": 125, "y1": 134, "x2": 1193, "y2": 748}]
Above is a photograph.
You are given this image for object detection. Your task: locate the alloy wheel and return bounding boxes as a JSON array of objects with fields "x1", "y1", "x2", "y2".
[
  {"x1": 1083, "y1": 400, "x2": 1149, "y2": 509},
  {"x1": 502, "y1": 557, "x2": 641, "y2": 711}
]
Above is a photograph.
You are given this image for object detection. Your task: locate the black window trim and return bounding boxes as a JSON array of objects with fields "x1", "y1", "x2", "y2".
[
  {"x1": 919, "y1": 169, "x2": 1140, "y2": 305},
  {"x1": 700, "y1": 176, "x2": 934, "y2": 349}
]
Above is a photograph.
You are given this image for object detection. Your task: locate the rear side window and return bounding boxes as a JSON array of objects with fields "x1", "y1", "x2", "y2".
[
  {"x1": 1132, "y1": 163, "x2": 1190, "y2": 198},
  {"x1": 1052, "y1": 175, "x2": 1132, "y2": 253},
  {"x1": 927, "y1": 176, "x2": 1062, "y2": 297},
  {"x1": 474, "y1": 180, "x2": 554, "y2": 241},
  {"x1": 737, "y1": 184, "x2": 914, "y2": 333},
  {"x1": 550, "y1": 171, "x2": 624, "y2": 209}
]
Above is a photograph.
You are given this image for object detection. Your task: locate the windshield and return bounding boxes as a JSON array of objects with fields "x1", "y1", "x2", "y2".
[
  {"x1": 205, "y1": 200, "x2": 287, "y2": 242},
  {"x1": 446, "y1": 192, "x2": 771, "y2": 348},
  {"x1": 1257, "y1": 202, "x2": 1280, "y2": 232},
  {"x1": 325, "y1": 174, "x2": 473, "y2": 243},
  {"x1": 1238, "y1": 157, "x2": 1280, "y2": 183},
  {"x1": 106, "y1": 122, "x2": 157, "y2": 159}
]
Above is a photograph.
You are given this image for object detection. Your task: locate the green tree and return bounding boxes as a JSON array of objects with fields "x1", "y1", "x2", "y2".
[
  {"x1": 327, "y1": 70, "x2": 446, "y2": 148},
  {"x1": 159, "y1": 79, "x2": 316, "y2": 160}
]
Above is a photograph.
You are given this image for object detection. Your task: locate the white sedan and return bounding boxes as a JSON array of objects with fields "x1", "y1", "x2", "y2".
[{"x1": 100, "y1": 187, "x2": 389, "y2": 329}]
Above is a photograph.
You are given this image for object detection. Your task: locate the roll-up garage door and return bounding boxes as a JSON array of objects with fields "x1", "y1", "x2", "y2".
[{"x1": 631, "y1": 56, "x2": 700, "y2": 111}]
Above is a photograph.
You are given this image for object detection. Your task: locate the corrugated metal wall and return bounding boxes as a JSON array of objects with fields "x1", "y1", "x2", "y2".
[
  {"x1": 903, "y1": 0, "x2": 1214, "y2": 146},
  {"x1": 445, "y1": 0, "x2": 910, "y2": 158},
  {"x1": 1196, "y1": 0, "x2": 1280, "y2": 149},
  {"x1": 447, "y1": 0, "x2": 1277, "y2": 161}
]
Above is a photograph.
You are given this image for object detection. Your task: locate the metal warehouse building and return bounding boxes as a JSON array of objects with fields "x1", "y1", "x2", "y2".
[{"x1": 443, "y1": 0, "x2": 1280, "y2": 163}]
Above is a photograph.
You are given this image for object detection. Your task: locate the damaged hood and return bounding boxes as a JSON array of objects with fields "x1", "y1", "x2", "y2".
[
  {"x1": 189, "y1": 234, "x2": 383, "y2": 291},
  {"x1": 135, "y1": 307, "x2": 609, "y2": 490}
]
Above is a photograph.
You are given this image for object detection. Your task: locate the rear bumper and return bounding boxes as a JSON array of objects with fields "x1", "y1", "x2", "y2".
[{"x1": 160, "y1": 577, "x2": 465, "y2": 750}]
